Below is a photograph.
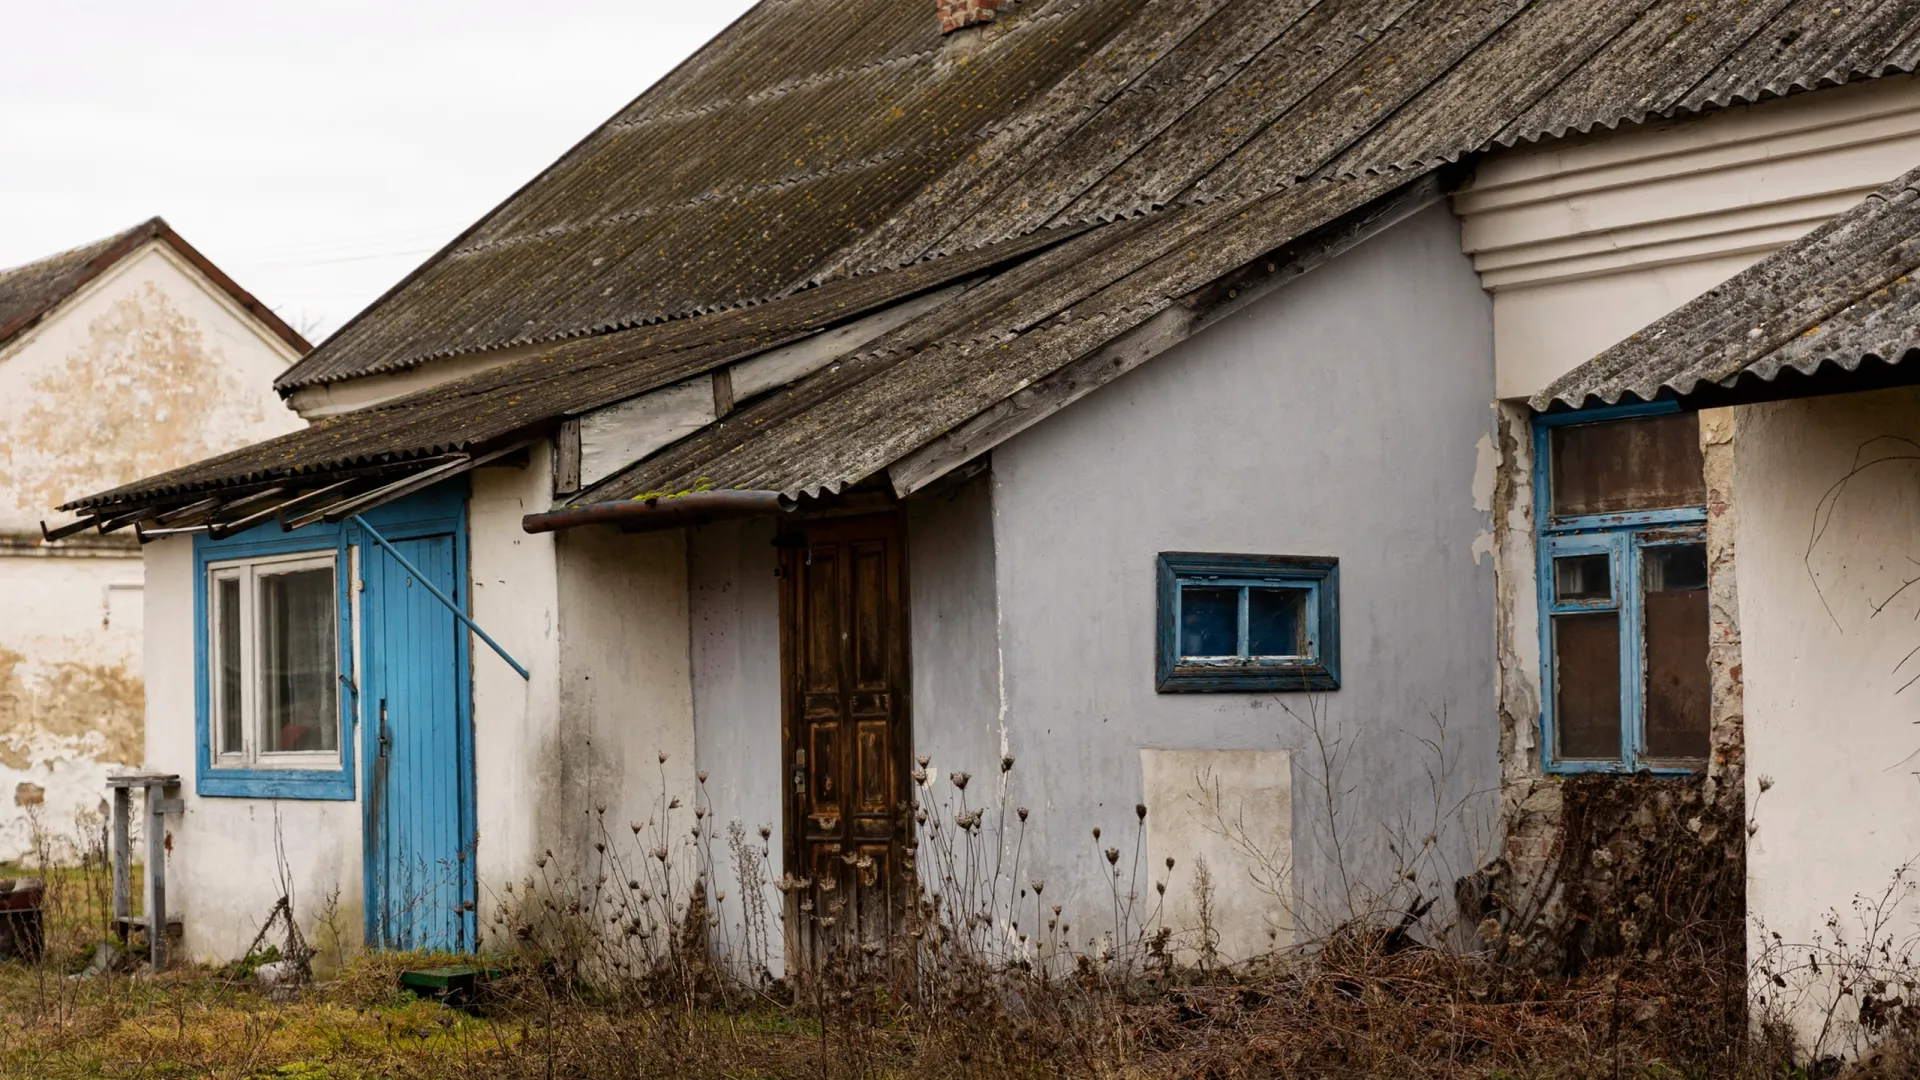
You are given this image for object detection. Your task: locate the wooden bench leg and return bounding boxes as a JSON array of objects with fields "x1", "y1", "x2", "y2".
[
  {"x1": 145, "y1": 784, "x2": 166, "y2": 970},
  {"x1": 111, "y1": 787, "x2": 130, "y2": 945}
]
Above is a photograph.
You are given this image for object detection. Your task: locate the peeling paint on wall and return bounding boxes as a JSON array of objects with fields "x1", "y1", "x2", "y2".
[
  {"x1": 0, "y1": 647, "x2": 143, "y2": 764},
  {"x1": 1482, "y1": 407, "x2": 1747, "y2": 972},
  {"x1": 0, "y1": 248, "x2": 303, "y2": 867},
  {"x1": 0, "y1": 642, "x2": 144, "y2": 860},
  {"x1": 0, "y1": 281, "x2": 267, "y2": 523}
]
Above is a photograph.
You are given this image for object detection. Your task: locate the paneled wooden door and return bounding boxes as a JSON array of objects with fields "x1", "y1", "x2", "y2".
[
  {"x1": 778, "y1": 512, "x2": 911, "y2": 961},
  {"x1": 360, "y1": 531, "x2": 475, "y2": 952}
]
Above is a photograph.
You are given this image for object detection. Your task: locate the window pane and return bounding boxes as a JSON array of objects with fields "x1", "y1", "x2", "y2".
[
  {"x1": 1643, "y1": 544, "x2": 1710, "y2": 759},
  {"x1": 258, "y1": 566, "x2": 338, "y2": 754},
  {"x1": 1247, "y1": 588, "x2": 1305, "y2": 657},
  {"x1": 1555, "y1": 611, "x2": 1621, "y2": 761},
  {"x1": 1180, "y1": 587, "x2": 1239, "y2": 657},
  {"x1": 1553, "y1": 554, "x2": 1611, "y2": 604},
  {"x1": 215, "y1": 576, "x2": 243, "y2": 756},
  {"x1": 1550, "y1": 413, "x2": 1705, "y2": 518}
]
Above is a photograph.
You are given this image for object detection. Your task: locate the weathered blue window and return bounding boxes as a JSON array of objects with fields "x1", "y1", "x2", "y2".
[
  {"x1": 196, "y1": 529, "x2": 355, "y2": 799},
  {"x1": 1535, "y1": 404, "x2": 1710, "y2": 773},
  {"x1": 1156, "y1": 553, "x2": 1339, "y2": 692}
]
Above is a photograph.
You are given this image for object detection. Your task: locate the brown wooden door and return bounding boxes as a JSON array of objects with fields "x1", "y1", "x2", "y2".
[{"x1": 778, "y1": 512, "x2": 911, "y2": 960}]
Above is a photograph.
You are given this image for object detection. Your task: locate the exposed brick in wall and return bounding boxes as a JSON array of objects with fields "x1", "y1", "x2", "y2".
[
  {"x1": 1701, "y1": 409, "x2": 1746, "y2": 797},
  {"x1": 1473, "y1": 406, "x2": 1748, "y2": 972},
  {"x1": 938, "y1": 0, "x2": 1004, "y2": 34}
]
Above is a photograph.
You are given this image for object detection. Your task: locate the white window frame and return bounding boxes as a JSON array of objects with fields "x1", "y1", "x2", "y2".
[{"x1": 206, "y1": 549, "x2": 343, "y2": 771}]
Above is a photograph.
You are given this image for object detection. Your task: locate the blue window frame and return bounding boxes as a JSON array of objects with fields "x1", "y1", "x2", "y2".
[
  {"x1": 192, "y1": 484, "x2": 466, "y2": 799},
  {"x1": 1534, "y1": 402, "x2": 1710, "y2": 774},
  {"x1": 1156, "y1": 552, "x2": 1339, "y2": 692}
]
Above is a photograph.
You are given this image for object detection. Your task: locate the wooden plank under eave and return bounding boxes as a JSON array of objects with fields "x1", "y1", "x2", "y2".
[{"x1": 553, "y1": 418, "x2": 582, "y2": 496}]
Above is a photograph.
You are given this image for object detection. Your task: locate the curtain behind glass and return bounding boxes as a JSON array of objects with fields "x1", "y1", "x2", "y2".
[{"x1": 258, "y1": 567, "x2": 337, "y2": 753}]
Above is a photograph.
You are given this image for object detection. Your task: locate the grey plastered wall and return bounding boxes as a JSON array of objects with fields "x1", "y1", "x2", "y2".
[
  {"x1": 982, "y1": 203, "x2": 1499, "y2": 943},
  {"x1": 687, "y1": 516, "x2": 784, "y2": 971},
  {"x1": 905, "y1": 472, "x2": 1003, "y2": 785}
]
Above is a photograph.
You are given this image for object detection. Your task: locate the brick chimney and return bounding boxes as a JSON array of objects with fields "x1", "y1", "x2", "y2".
[{"x1": 938, "y1": 0, "x2": 1003, "y2": 34}]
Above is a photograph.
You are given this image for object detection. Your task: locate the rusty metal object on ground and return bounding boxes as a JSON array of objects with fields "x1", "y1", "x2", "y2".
[{"x1": 0, "y1": 878, "x2": 46, "y2": 963}]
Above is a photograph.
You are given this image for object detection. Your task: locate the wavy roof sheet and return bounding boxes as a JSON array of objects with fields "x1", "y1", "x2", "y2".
[
  {"x1": 1534, "y1": 164, "x2": 1920, "y2": 411},
  {"x1": 66, "y1": 225, "x2": 1077, "y2": 508},
  {"x1": 277, "y1": 0, "x2": 1920, "y2": 395},
  {"x1": 76, "y1": 0, "x2": 1920, "y2": 513}
]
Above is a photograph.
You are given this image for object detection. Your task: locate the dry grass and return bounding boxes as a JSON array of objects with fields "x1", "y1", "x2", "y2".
[
  {"x1": 3, "y1": 944, "x2": 1911, "y2": 1079},
  {"x1": 4, "y1": 737, "x2": 1914, "y2": 1077}
]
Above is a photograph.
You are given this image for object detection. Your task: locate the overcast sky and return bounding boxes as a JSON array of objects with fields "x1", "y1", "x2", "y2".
[{"x1": 0, "y1": 2, "x2": 758, "y2": 342}]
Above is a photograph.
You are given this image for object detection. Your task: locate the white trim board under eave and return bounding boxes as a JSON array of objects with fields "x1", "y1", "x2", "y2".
[
  {"x1": 1453, "y1": 74, "x2": 1920, "y2": 399},
  {"x1": 567, "y1": 282, "x2": 974, "y2": 495}
]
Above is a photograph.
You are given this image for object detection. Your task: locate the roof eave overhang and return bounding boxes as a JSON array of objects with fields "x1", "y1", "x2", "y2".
[
  {"x1": 521, "y1": 491, "x2": 788, "y2": 535},
  {"x1": 1534, "y1": 350, "x2": 1920, "y2": 416}
]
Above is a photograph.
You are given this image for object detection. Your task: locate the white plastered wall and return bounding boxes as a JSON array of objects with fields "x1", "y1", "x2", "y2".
[
  {"x1": 468, "y1": 451, "x2": 564, "y2": 941},
  {"x1": 1738, "y1": 387, "x2": 1920, "y2": 1051},
  {"x1": 549, "y1": 524, "x2": 697, "y2": 921},
  {"x1": 1, "y1": 240, "x2": 303, "y2": 864},
  {"x1": 143, "y1": 535, "x2": 364, "y2": 965},
  {"x1": 470, "y1": 450, "x2": 699, "y2": 947},
  {"x1": 687, "y1": 517, "x2": 785, "y2": 977}
]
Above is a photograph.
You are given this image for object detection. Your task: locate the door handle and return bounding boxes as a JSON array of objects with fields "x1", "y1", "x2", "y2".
[
  {"x1": 792, "y1": 747, "x2": 807, "y2": 794},
  {"x1": 378, "y1": 699, "x2": 392, "y2": 759}
]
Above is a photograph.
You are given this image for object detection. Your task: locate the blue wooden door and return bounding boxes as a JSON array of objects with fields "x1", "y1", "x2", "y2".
[{"x1": 362, "y1": 531, "x2": 474, "y2": 951}]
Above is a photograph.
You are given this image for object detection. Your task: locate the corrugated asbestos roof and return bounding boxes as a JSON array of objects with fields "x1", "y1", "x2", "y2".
[
  {"x1": 66, "y1": 224, "x2": 1075, "y2": 508},
  {"x1": 0, "y1": 218, "x2": 310, "y2": 357},
  {"x1": 1535, "y1": 163, "x2": 1920, "y2": 412},
  {"x1": 276, "y1": 0, "x2": 1920, "y2": 394},
  {"x1": 71, "y1": 0, "x2": 1920, "y2": 513},
  {"x1": 0, "y1": 226, "x2": 138, "y2": 348}
]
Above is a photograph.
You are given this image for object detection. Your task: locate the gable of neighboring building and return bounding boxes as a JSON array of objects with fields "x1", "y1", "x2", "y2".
[{"x1": 0, "y1": 225, "x2": 310, "y2": 535}]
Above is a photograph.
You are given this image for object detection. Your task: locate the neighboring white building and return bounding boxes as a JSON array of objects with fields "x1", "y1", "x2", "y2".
[{"x1": 0, "y1": 219, "x2": 307, "y2": 861}]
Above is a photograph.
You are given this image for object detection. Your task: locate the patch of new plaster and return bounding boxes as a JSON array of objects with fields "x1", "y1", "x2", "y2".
[
  {"x1": 1140, "y1": 748, "x2": 1293, "y2": 963},
  {"x1": 0, "y1": 282, "x2": 267, "y2": 520}
]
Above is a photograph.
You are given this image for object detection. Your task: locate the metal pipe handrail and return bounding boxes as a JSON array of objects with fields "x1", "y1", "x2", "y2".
[{"x1": 350, "y1": 515, "x2": 530, "y2": 681}]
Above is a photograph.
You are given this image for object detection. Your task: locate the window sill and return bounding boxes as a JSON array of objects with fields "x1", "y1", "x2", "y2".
[
  {"x1": 1542, "y1": 760, "x2": 1706, "y2": 777},
  {"x1": 197, "y1": 764, "x2": 354, "y2": 800},
  {"x1": 1157, "y1": 662, "x2": 1339, "y2": 694}
]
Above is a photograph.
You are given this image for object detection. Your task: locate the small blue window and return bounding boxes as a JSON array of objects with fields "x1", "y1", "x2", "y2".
[{"x1": 1156, "y1": 553, "x2": 1340, "y2": 693}]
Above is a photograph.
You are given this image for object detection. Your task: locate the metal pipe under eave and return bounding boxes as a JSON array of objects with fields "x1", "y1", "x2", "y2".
[{"x1": 521, "y1": 491, "x2": 786, "y2": 535}]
